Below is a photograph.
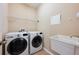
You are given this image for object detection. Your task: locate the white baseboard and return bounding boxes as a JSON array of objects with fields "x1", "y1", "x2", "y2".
[{"x1": 43, "y1": 48, "x2": 54, "y2": 55}]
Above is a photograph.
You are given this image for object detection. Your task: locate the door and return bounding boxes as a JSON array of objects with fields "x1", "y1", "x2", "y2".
[
  {"x1": 7, "y1": 38, "x2": 27, "y2": 55},
  {"x1": 32, "y1": 35, "x2": 42, "y2": 48}
]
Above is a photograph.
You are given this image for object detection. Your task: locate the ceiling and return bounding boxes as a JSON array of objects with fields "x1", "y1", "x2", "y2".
[{"x1": 25, "y1": 3, "x2": 41, "y2": 9}]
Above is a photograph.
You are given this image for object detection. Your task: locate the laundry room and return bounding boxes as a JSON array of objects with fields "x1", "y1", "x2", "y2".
[{"x1": 1, "y1": 3, "x2": 79, "y2": 55}]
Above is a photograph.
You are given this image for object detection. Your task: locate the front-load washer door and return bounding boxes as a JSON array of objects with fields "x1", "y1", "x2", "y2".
[
  {"x1": 32, "y1": 36, "x2": 42, "y2": 48},
  {"x1": 7, "y1": 38, "x2": 27, "y2": 55}
]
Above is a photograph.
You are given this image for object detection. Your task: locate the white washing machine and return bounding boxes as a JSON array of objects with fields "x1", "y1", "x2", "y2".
[
  {"x1": 29, "y1": 31, "x2": 43, "y2": 54},
  {"x1": 5, "y1": 32, "x2": 29, "y2": 55}
]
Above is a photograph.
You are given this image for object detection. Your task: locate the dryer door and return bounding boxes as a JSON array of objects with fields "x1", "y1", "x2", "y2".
[
  {"x1": 32, "y1": 35, "x2": 42, "y2": 48},
  {"x1": 7, "y1": 38, "x2": 27, "y2": 55}
]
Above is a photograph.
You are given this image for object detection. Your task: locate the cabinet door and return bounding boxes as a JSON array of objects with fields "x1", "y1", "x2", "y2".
[
  {"x1": 0, "y1": 33, "x2": 2, "y2": 55},
  {"x1": 51, "y1": 39, "x2": 74, "y2": 55},
  {"x1": 75, "y1": 47, "x2": 79, "y2": 55}
]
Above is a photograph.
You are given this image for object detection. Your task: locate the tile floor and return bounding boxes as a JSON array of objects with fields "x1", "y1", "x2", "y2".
[{"x1": 33, "y1": 50, "x2": 50, "y2": 55}]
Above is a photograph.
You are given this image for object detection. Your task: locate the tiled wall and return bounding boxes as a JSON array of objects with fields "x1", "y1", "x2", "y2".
[
  {"x1": 8, "y1": 3, "x2": 38, "y2": 32},
  {"x1": 8, "y1": 17, "x2": 37, "y2": 32}
]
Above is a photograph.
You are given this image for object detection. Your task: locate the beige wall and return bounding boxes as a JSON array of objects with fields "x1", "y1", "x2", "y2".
[
  {"x1": 8, "y1": 4, "x2": 38, "y2": 32},
  {"x1": 37, "y1": 3, "x2": 79, "y2": 51}
]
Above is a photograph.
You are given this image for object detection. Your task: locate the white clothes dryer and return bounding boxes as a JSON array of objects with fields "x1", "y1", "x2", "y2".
[{"x1": 29, "y1": 31, "x2": 43, "y2": 54}]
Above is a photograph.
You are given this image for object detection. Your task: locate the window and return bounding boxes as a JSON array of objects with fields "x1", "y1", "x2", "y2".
[
  {"x1": 50, "y1": 14, "x2": 61, "y2": 25},
  {"x1": 76, "y1": 12, "x2": 79, "y2": 17}
]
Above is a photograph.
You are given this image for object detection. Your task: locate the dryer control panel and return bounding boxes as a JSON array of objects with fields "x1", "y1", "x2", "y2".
[
  {"x1": 40, "y1": 32, "x2": 43, "y2": 34},
  {"x1": 23, "y1": 33, "x2": 28, "y2": 36}
]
